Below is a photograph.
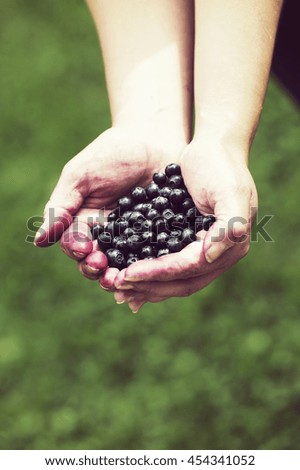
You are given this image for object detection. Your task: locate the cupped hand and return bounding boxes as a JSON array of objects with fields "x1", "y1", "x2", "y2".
[
  {"x1": 34, "y1": 127, "x2": 181, "y2": 280},
  {"x1": 111, "y1": 136, "x2": 258, "y2": 312}
]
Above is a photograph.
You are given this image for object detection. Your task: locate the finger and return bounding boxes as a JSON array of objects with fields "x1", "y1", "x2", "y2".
[
  {"x1": 128, "y1": 300, "x2": 146, "y2": 314},
  {"x1": 204, "y1": 190, "x2": 251, "y2": 264},
  {"x1": 34, "y1": 165, "x2": 86, "y2": 247},
  {"x1": 79, "y1": 246, "x2": 108, "y2": 280},
  {"x1": 120, "y1": 240, "x2": 205, "y2": 283},
  {"x1": 60, "y1": 221, "x2": 93, "y2": 260},
  {"x1": 99, "y1": 267, "x2": 120, "y2": 292}
]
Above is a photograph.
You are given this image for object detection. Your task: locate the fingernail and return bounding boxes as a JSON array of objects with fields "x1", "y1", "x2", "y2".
[
  {"x1": 205, "y1": 243, "x2": 229, "y2": 263},
  {"x1": 124, "y1": 275, "x2": 142, "y2": 282},
  {"x1": 116, "y1": 300, "x2": 125, "y2": 305},
  {"x1": 85, "y1": 265, "x2": 99, "y2": 273},
  {"x1": 117, "y1": 284, "x2": 135, "y2": 290},
  {"x1": 131, "y1": 309, "x2": 139, "y2": 314},
  {"x1": 73, "y1": 251, "x2": 86, "y2": 258}
]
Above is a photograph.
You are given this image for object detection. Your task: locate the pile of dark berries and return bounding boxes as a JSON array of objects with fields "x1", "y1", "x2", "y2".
[{"x1": 92, "y1": 164, "x2": 215, "y2": 269}]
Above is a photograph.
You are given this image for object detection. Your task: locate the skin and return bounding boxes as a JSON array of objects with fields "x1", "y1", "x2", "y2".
[{"x1": 35, "y1": 0, "x2": 283, "y2": 313}]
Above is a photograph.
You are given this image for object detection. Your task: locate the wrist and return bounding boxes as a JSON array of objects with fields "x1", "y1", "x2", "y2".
[{"x1": 192, "y1": 122, "x2": 254, "y2": 165}]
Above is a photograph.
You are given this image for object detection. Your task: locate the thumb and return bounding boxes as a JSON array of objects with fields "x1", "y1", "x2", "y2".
[
  {"x1": 204, "y1": 192, "x2": 250, "y2": 263},
  {"x1": 34, "y1": 166, "x2": 85, "y2": 247}
]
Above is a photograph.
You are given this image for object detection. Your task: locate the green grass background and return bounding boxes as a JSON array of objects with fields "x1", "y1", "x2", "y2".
[{"x1": 1, "y1": 0, "x2": 300, "y2": 450}]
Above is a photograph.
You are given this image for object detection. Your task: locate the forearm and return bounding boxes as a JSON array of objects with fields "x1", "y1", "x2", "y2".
[
  {"x1": 87, "y1": 0, "x2": 194, "y2": 146},
  {"x1": 194, "y1": 0, "x2": 283, "y2": 154}
]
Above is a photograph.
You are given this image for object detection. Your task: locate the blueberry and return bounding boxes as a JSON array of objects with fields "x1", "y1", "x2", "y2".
[
  {"x1": 157, "y1": 248, "x2": 170, "y2": 257},
  {"x1": 146, "y1": 183, "x2": 160, "y2": 200},
  {"x1": 203, "y1": 215, "x2": 216, "y2": 231},
  {"x1": 170, "y1": 230, "x2": 182, "y2": 238},
  {"x1": 105, "y1": 221, "x2": 116, "y2": 236},
  {"x1": 153, "y1": 217, "x2": 168, "y2": 234},
  {"x1": 123, "y1": 227, "x2": 135, "y2": 238},
  {"x1": 194, "y1": 216, "x2": 203, "y2": 232},
  {"x1": 169, "y1": 188, "x2": 186, "y2": 205},
  {"x1": 107, "y1": 208, "x2": 120, "y2": 222},
  {"x1": 147, "y1": 208, "x2": 160, "y2": 220},
  {"x1": 115, "y1": 218, "x2": 128, "y2": 234},
  {"x1": 118, "y1": 196, "x2": 133, "y2": 212},
  {"x1": 162, "y1": 208, "x2": 175, "y2": 224},
  {"x1": 171, "y1": 213, "x2": 186, "y2": 230},
  {"x1": 141, "y1": 219, "x2": 153, "y2": 232},
  {"x1": 106, "y1": 249, "x2": 126, "y2": 269},
  {"x1": 168, "y1": 175, "x2": 184, "y2": 189},
  {"x1": 91, "y1": 224, "x2": 104, "y2": 240},
  {"x1": 165, "y1": 163, "x2": 181, "y2": 177},
  {"x1": 141, "y1": 231, "x2": 155, "y2": 243},
  {"x1": 159, "y1": 186, "x2": 172, "y2": 198},
  {"x1": 127, "y1": 256, "x2": 139, "y2": 266},
  {"x1": 122, "y1": 210, "x2": 132, "y2": 220},
  {"x1": 152, "y1": 196, "x2": 169, "y2": 212},
  {"x1": 97, "y1": 232, "x2": 113, "y2": 250},
  {"x1": 140, "y1": 203, "x2": 152, "y2": 215},
  {"x1": 131, "y1": 186, "x2": 147, "y2": 202},
  {"x1": 141, "y1": 245, "x2": 157, "y2": 258},
  {"x1": 167, "y1": 237, "x2": 183, "y2": 253},
  {"x1": 182, "y1": 228, "x2": 196, "y2": 246},
  {"x1": 128, "y1": 211, "x2": 146, "y2": 226},
  {"x1": 127, "y1": 234, "x2": 143, "y2": 253},
  {"x1": 181, "y1": 198, "x2": 195, "y2": 213},
  {"x1": 153, "y1": 172, "x2": 167, "y2": 186},
  {"x1": 186, "y1": 207, "x2": 200, "y2": 221},
  {"x1": 113, "y1": 236, "x2": 128, "y2": 252},
  {"x1": 133, "y1": 203, "x2": 144, "y2": 212},
  {"x1": 156, "y1": 232, "x2": 169, "y2": 248}
]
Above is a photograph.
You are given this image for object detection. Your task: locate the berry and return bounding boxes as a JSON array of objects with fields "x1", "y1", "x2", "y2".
[
  {"x1": 181, "y1": 198, "x2": 194, "y2": 213},
  {"x1": 127, "y1": 234, "x2": 143, "y2": 253},
  {"x1": 160, "y1": 186, "x2": 172, "y2": 198},
  {"x1": 127, "y1": 256, "x2": 139, "y2": 266},
  {"x1": 115, "y1": 218, "x2": 128, "y2": 234},
  {"x1": 165, "y1": 163, "x2": 181, "y2": 177},
  {"x1": 107, "y1": 208, "x2": 120, "y2": 222},
  {"x1": 97, "y1": 232, "x2": 112, "y2": 250},
  {"x1": 106, "y1": 249, "x2": 126, "y2": 269},
  {"x1": 168, "y1": 175, "x2": 184, "y2": 189},
  {"x1": 153, "y1": 217, "x2": 168, "y2": 234},
  {"x1": 141, "y1": 245, "x2": 157, "y2": 258},
  {"x1": 123, "y1": 227, "x2": 135, "y2": 238},
  {"x1": 162, "y1": 208, "x2": 175, "y2": 224},
  {"x1": 141, "y1": 231, "x2": 155, "y2": 243},
  {"x1": 170, "y1": 229, "x2": 182, "y2": 238},
  {"x1": 140, "y1": 203, "x2": 152, "y2": 215},
  {"x1": 152, "y1": 196, "x2": 169, "y2": 212},
  {"x1": 169, "y1": 188, "x2": 186, "y2": 205},
  {"x1": 171, "y1": 213, "x2": 185, "y2": 229},
  {"x1": 113, "y1": 236, "x2": 128, "y2": 252},
  {"x1": 105, "y1": 221, "x2": 116, "y2": 235},
  {"x1": 128, "y1": 211, "x2": 146, "y2": 226},
  {"x1": 194, "y1": 216, "x2": 203, "y2": 232},
  {"x1": 146, "y1": 183, "x2": 160, "y2": 200},
  {"x1": 131, "y1": 186, "x2": 147, "y2": 202},
  {"x1": 182, "y1": 228, "x2": 196, "y2": 246},
  {"x1": 153, "y1": 172, "x2": 167, "y2": 186},
  {"x1": 203, "y1": 215, "x2": 216, "y2": 231},
  {"x1": 118, "y1": 196, "x2": 133, "y2": 212},
  {"x1": 167, "y1": 237, "x2": 182, "y2": 253},
  {"x1": 91, "y1": 224, "x2": 104, "y2": 239},
  {"x1": 157, "y1": 248, "x2": 170, "y2": 257},
  {"x1": 156, "y1": 232, "x2": 169, "y2": 248},
  {"x1": 140, "y1": 219, "x2": 153, "y2": 232},
  {"x1": 147, "y1": 208, "x2": 160, "y2": 220}
]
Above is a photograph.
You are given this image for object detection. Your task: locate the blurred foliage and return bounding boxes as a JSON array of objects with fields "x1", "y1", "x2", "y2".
[{"x1": 0, "y1": 0, "x2": 300, "y2": 450}]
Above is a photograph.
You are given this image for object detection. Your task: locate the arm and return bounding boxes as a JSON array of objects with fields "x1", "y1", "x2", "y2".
[
  {"x1": 35, "y1": 0, "x2": 194, "y2": 280},
  {"x1": 114, "y1": 0, "x2": 283, "y2": 312}
]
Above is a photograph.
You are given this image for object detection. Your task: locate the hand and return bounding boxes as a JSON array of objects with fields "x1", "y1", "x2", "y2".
[
  {"x1": 34, "y1": 126, "x2": 184, "y2": 280},
  {"x1": 110, "y1": 136, "x2": 258, "y2": 312}
]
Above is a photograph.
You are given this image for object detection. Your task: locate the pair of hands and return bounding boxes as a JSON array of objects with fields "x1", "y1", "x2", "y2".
[{"x1": 34, "y1": 127, "x2": 257, "y2": 313}]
